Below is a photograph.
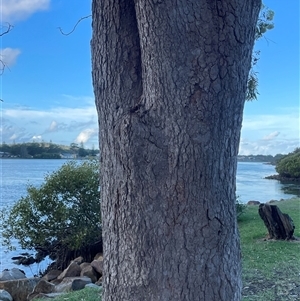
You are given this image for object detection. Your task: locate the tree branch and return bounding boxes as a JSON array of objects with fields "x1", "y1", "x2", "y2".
[
  {"x1": 58, "y1": 15, "x2": 91, "y2": 36},
  {"x1": 0, "y1": 23, "x2": 13, "y2": 36}
]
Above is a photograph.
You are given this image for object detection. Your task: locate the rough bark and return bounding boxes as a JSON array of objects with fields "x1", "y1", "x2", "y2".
[
  {"x1": 258, "y1": 203, "x2": 295, "y2": 240},
  {"x1": 92, "y1": 1, "x2": 261, "y2": 300}
]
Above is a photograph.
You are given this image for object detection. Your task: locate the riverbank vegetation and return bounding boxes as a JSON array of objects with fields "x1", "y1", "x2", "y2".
[
  {"x1": 0, "y1": 142, "x2": 99, "y2": 159},
  {"x1": 0, "y1": 160, "x2": 102, "y2": 270},
  {"x1": 266, "y1": 148, "x2": 300, "y2": 182}
]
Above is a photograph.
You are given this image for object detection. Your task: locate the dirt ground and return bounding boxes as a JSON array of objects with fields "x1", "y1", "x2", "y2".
[{"x1": 242, "y1": 267, "x2": 300, "y2": 301}]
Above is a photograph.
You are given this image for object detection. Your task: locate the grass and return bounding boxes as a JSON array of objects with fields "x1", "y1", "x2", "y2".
[
  {"x1": 36, "y1": 198, "x2": 300, "y2": 301},
  {"x1": 35, "y1": 286, "x2": 101, "y2": 300},
  {"x1": 239, "y1": 197, "x2": 300, "y2": 300}
]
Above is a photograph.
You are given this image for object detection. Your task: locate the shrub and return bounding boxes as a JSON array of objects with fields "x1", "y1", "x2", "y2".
[
  {"x1": 275, "y1": 148, "x2": 300, "y2": 178},
  {"x1": 1, "y1": 160, "x2": 101, "y2": 265},
  {"x1": 236, "y1": 197, "x2": 247, "y2": 219}
]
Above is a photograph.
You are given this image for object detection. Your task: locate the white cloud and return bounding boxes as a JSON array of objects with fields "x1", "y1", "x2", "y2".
[
  {"x1": 0, "y1": 48, "x2": 21, "y2": 67},
  {"x1": 75, "y1": 128, "x2": 98, "y2": 144},
  {"x1": 262, "y1": 131, "x2": 280, "y2": 141},
  {"x1": 1, "y1": 101, "x2": 98, "y2": 147},
  {"x1": 1, "y1": 0, "x2": 50, "y2": 22},
  {"x1": 240, "y1": 109, "x2": 299, "y2": 155},
  {"x1": 48, "y1": 121, "x2": 57, "y2": 132},
  {"x1": 32, "y1": 135, "x2": 42, "y2": 140}
]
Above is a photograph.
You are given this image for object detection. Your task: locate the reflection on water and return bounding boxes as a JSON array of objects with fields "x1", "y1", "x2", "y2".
[
  {"x1": 280, "y1": 183, "x2": 300, "y2": 197},
  {"x1": 236, "y1": 162, "x2": 299, "y2": 203}
]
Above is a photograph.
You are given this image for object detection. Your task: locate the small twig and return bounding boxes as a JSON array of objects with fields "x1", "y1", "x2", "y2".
[
  {"x1": 58, "y1": 15, "x2": 91, "y2": 36},
  {"x1": 0, "y1": 23, "x2": 13, "y2": 37}
]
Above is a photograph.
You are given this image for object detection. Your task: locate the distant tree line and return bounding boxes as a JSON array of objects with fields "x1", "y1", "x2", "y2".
[
  {"x1": 238, "y1": 154, "x2": 285, "y2": 164},
  {"x1": 0, "y1": 142, "x2": 99, "y2": 159}
]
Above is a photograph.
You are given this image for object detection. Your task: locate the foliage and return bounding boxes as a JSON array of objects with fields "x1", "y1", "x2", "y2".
[
  {"x1": 275, "y1": 148, "x2": 300, "y2": 178},
  {"x1": 236, "y1": 197, "x2": 247, "y2": 219},
  {"x1": 247, "y1": 4, "x2": 275, "y2": 100},
  {"x1": 1, "y1": 160, "x2": 101, "y2": 257}
]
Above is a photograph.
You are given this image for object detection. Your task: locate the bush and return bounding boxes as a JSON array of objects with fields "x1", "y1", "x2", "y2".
[
  {"x1": 236, "y1": 197, "x2": 247, "y2": 219},
  {"x1": 275, "y1": 148, "x2": 300, "y2": 178},
  {"x1": 1, "y1": 160, "x2": 101, "y2": 266}
]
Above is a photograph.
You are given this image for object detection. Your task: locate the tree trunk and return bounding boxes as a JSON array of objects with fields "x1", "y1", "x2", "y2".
[
  {"x1": 258, "y1": 203, "x2": 295, "y2": 240},
  {"x1": 92, "y1": 1, "x2": 261, "y2": 300}
]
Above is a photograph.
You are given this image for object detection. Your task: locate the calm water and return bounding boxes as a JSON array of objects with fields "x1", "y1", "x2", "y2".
[{"x1": 1, "y1": 159, "x2": 299, "y2": 275}]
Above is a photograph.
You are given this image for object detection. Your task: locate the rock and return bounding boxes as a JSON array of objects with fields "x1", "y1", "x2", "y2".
[
  {"x1": 27, "y1": 279, "x2": 55, "y2": 301},
  {"x1": 0, "y1": 290, "x2": 13, "y2": 301},
  {"x1": 0, "y1": 277, "x2": 40, "y2": 301},
  {"x1": 57, "y1": 262, "x2": 81, "y2": 280},
  {"x1": 54, "y1": 277, "x2": 92, "y2": 292},
  {"x1": 80, "y1": 264, "x2": 98, "y2": 283},
  {"x1": 268, "y1": 199, "x2": 278, "y2": 203},
  {"x1": 32, "y1": 279, "x2": 55, "y2": 293},
  {"x1": 80, "y1": 262, "x2": 90, "y2": 270},
  {"x1": 247, "y1": 200, "x2": 260, "y2": 205},
  {"x1": 29, "y1": 292, "x2": 65, "y2": 300},
  {"x1": 72, "y1": 256, "x2": 84, "y2": 264},
  {"x1": 85, "y1": 283, "x2": 102, "y2": 290},
  {"x1": 0, "y1": 268, "x2": 26, "y2": 281},
  {"x1": 94, "y1": 253, "x2": 103, "y2": 260},
  {"x1": 91, "y1": 259, "x2": 103, "y2": 275},
  {"x1": 95, "y1": 277, "x2": 102, "y2": 286},
  {"x1": 42, "y1": 270, "x2": 62, "y2": 282}
]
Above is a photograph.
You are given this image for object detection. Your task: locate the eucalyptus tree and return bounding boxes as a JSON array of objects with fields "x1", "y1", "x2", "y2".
[{"x1": 92, "y1": 1, "x2": 261, "y2": 300}]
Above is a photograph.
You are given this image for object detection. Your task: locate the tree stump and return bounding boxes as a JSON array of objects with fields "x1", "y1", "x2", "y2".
[{"x1": 258, "y1": 203, "x2": 295, "y2": 240}]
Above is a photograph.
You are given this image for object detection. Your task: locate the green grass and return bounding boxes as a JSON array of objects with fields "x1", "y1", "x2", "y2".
[
  {"x1": 37, "y1": 198, "x2": 300, "y2": 301},
  {"x1": 35, "y1": 287, "x2": 101, "y2": 300},
  {"x1": 239, "y1": 198, "x2": 300, "y2": 300}
]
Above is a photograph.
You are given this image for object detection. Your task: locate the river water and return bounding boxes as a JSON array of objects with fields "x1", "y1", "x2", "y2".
[{"x1": 1, "y1": 159, "x2": 299, "y2": 276}]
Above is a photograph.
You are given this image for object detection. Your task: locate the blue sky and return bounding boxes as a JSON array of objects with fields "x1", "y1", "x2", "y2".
[{"x1": 0, "y1": 0, "x2": 299, "y2": 155}]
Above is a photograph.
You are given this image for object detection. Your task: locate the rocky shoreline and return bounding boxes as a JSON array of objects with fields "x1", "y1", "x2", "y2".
[
  {"x1": 0, "y1": 254, "x2": 103, "y2": 301},
  {"x1": 265, "y1": 174, "x2": 300, "y2": 183}
]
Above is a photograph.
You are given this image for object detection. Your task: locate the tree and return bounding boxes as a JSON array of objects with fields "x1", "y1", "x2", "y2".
[
  {"x1": 1, "y1": 160, "x2": 101, "y2": 269},
  {"x1": 276, "y1": 148, "x2": 300, "y2": 179},
  {"x1": 247, "y1": 4, "x2": 274, "y2": 100},
  {"x1": 91, "y1": 1, "x2": 261, "y2": 300},
  {"x1": 0, "y1": 22, "x2": 14, "y2": 77}
]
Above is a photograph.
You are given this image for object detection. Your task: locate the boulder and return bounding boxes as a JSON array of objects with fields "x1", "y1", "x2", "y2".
[
  {"x1": 0, "y1": 268, "x2": 26, "y2": 281},
  {"x1": 94, "y1": 253, "x2": 103, "y2": 261},
  {"x1": 72, "y1": 256, "x2": 84, "y2": 264},
  {"x1": 31, "y1": 279, "x2": 55, "y2": 293},
  {"x1": 29, "y1": 292, "x2": 65, "y2": 300},
  {"x1": 0, "y1": 290, "x2": 13, "y2": 301},
  {"x1": 80, "y1": 262, "x2": 90, "y2": 270},
  {"x1": 247, "y1": 200, "x2": 260, "y2": 205},
  {"x1": 95, "y1": 277, "x2": 102, "y2": 286},
  {"x1": 0, "y1": 278, "x2": 40, "y2": 301},
  {"x1": 54, "y1": 277, "x2": 92, "y2": 292},
  {"x1": 268, "y1": 199, "x2": 278, "y2": 204},
  {"x1": 42, "y1": 270, "x2": 62, "y2": 282},
  {"x1": 85, "y1": 283, "x2": 102, "y2": 290},
  {"x1": 80, "y1": 264, "x2": 98, "y2": 283},
  {"x1": 57, "y1": 262, "x2": 81, "y2": 280},
  {"x1": 27, "y1": 279, "x2": 55, "y2": 301},
  {"x1": 91, "y1": 259, "x2": 103, "y2": 275}
]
